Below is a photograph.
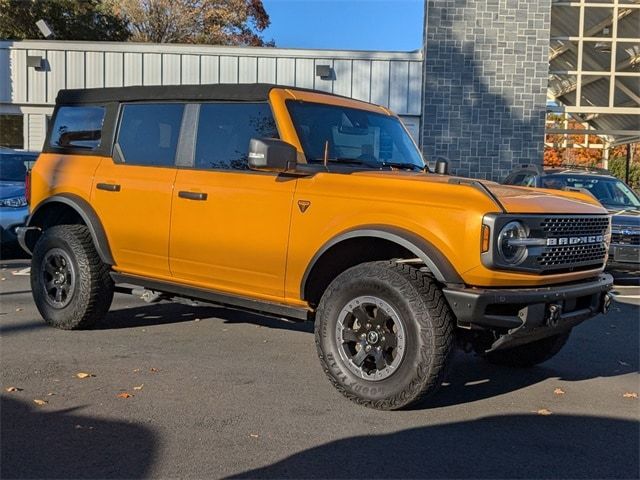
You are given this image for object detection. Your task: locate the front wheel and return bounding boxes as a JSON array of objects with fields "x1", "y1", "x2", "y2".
[
  {"x1": 31, "y1": 224, "x2": 114, "y2": 330},
  {"x1": 315, "y1": 261, "x2": 455, "y2": 410}
]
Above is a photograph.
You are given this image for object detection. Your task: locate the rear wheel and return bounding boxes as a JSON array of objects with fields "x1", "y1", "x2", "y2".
[
  {"x1": 31, "y1": 225, "x2": 114, "y2": 330},
  {"x1": 315, "y1": 261, "x2": 454, "y2": 410},
  {"x1": 484, "y1": 331, "x2": 571, "y2": 368}
]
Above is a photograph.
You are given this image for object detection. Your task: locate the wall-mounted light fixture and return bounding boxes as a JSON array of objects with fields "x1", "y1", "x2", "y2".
[
  {"x1": 315, "y1": 65, "x2": 334, "y2": 80},
  {"x1": 27, "y1": 55, "x2": 45, "y2": 70}
]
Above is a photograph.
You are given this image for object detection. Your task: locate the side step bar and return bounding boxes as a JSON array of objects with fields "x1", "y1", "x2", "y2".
[{"x1": 110, "y1": 272, "x2": 311, "y2": 321}]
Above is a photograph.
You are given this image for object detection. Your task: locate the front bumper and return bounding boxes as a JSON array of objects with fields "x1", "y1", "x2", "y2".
[
  {"x1": 443, "y1": 274, "x2": 613, "y2": 351},
  {"x1": 607, "y1": 244, "x2": 639, "y2": 272}
]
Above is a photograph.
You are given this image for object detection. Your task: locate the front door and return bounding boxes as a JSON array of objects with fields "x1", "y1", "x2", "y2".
[
  {"x1": 169, "y1": 102, "x2": 296, "y2": 300},
  {"x1": 91, "y1": 103, "x2": 184, "y2": 279}
]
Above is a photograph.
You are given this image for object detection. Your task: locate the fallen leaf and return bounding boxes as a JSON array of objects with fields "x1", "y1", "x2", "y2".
[
  {"x1": 618, "y1": 360, "x2": 630, "y2": 367},
  {"x1": 75, "y1": 372, "x2": 94, "y2": 379},
  {"x1": 133, "y1": 384, "x2": 144, "y2": 391},
  {"x1": 149, "y1": 368, "x2": 159, "y2": 373},
  {"x1": 33, "y1": 399, "x2": 48, "y2": 406},
  {"x1": 536, "y1": 408, "x2": 552, "y2": 416},
  {"x1": 554, "y1": 388, "x2": 565, "y2": 395},
  {"x1": 249, "y1": 433, "x2": 259, "y2": 438},
  {"x1": 116, "y1": 392, "x2": 133, "y2": 399},
  {"x1": 623, "y1": 392, "x2": 638, "y2": 399},
  {"x1": 5, "y1": 386, "x2": 22, "y2": 392}
]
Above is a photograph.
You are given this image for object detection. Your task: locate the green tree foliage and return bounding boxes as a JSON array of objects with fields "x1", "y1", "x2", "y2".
[
  {"x1": 608, "y1": 156, "x2": 640, "y2": 192},
  {"x1": 0, "y1": 0, "x2": 129, "y2": 41}
]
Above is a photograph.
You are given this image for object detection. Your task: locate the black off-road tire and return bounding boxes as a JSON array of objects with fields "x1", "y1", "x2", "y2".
[
  {"x1": 315, "y1": 261, "x2": 455, "y2": 410},
  {"x1": 484, "y1": 331, "x2": 571, "y2": 368},
  {"x1": 31, "y1": 224, "x2": 114, "y2": 330}
]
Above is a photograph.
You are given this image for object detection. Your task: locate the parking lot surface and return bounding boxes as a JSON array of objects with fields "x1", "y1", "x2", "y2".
[{"x1": 1, "y1": 258, "x2": 638, "y2": 479}]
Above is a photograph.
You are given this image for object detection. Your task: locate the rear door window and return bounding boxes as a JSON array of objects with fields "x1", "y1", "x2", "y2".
[
  {"x1": 117, "y1": 104, "x2": 184, "y2": 167},
  {"x1": 194, "y1": 103, "x2": 278, "y2": 171},
  {"x1": 49, "y1": 106, "x2": 105, "y2": 150}
]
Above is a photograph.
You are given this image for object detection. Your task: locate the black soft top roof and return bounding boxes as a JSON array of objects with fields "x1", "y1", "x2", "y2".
[{"x1": 56, "y1": 83, "x2": 333, "y2": 105}]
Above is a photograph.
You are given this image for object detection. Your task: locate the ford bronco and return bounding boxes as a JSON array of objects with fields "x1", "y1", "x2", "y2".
[{"x1": 19, "y1": 84, "x2": 613, "y2": 410}]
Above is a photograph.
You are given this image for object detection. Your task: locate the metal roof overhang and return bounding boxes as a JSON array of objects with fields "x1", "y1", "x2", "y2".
[{"x1": 548, "y1": 0, "x2": 640, "y2": 147}]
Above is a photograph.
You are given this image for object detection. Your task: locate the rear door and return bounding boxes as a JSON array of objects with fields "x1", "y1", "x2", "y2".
[
  {"x1": 91, "y1": 103, "x2": 184, "y2": 278},
  {"x1": 169, "y1": 102, "x2": 297, "y2": 300}
]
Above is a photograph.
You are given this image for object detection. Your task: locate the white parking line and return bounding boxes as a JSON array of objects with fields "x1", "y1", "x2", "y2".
[{"x1": 11, "y1": 268, "x2": 30, "y2": 276}]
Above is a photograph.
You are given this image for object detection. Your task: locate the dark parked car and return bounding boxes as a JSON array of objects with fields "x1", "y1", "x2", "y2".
[
  {"x1": 504, "y1": 165, "x2": 639, "y2": 272},
  {"x1": 0, "y1": 149, "x2": 37, "y2": 247}
]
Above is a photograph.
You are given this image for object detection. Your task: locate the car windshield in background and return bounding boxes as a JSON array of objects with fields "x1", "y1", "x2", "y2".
[
  {"x1": 286, "y1": 100, "x2": 424, "y2": 170},
  {"x1": 542, "y1": 174, "x2": 640, "y2": 209},
  {"x1": 0, "y1": 152, "x2": 37, "y2": 182}
]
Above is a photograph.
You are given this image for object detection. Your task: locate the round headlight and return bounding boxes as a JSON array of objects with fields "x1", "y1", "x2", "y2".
[{"x1": 497, "y1": 221, "x2": 528, "y2": 265}]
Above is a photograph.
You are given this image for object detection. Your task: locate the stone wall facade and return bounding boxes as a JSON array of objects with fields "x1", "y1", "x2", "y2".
[{"x1": 422, "y1": 0, "x2": 551, "y2": 180}]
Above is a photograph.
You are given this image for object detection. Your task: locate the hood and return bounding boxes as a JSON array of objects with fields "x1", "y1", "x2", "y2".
[
  {"x1": 0, "y1": 181, "x2": 25, "y2": 199},
  {"x1": 482, "y1": 182, "x2": 606, "y2": 214},
  {"x1": 608, "y1": 207, "x2": 640, "y2": 227},
  {"x1": 350, "y1": 171, "x2": 606, "y2": 215}
]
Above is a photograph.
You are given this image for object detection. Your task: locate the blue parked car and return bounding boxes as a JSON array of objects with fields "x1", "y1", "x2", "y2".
[
  {"x1": 0, "y1": 148, "x2": 38, "y2": 247},
  {"x1": 504, "y1": 164, "x2": 640, "y2": 272}
]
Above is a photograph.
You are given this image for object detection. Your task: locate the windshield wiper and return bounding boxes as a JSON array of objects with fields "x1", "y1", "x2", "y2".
[
  {"x1": 381, "y1": 162, "x2": 425, "y2": 171},
  {"x1": 309, "y1": 157, "x2": 367, "y2": 166}
]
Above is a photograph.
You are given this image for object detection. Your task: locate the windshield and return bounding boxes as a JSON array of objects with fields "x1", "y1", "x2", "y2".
[
  {"x1": 543, "y1": 174, "x2": 640, "y2": 209},
  {"x1": 286, "y1": 100, "x2": 425, "y2": 170},
  {"x1": 0, "y1": 152, "x2": 37, "y2": 182}
]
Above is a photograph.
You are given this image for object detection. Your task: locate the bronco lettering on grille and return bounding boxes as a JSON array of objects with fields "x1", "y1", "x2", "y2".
[{"x1": 546, "y1": 235, "x2": 604, "y2": 246}]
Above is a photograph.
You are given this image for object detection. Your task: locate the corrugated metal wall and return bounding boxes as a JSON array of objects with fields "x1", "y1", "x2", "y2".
[
  {"x1": 0, "y1": 41, "x2": 423, "y2": 151},
  {"x1": 1, "y1": 41, "x2": 422, "y2": 111}
]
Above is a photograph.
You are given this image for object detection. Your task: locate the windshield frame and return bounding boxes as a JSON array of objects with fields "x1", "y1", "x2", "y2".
[{"x1": 285, "y1": 99, "x2": 426, "y2": 171}]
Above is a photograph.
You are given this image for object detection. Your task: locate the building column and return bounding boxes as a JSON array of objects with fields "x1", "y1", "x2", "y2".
[{"x1": 421, "y1": 0, "x2": 552, "y2": 181}]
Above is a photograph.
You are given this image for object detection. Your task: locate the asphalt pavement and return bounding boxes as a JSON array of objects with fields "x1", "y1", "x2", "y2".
[{"x1": 1, "y1": 257, "x2": 638, "y2": 479}]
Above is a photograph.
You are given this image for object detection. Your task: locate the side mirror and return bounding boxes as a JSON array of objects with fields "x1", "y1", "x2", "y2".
[{"x1": 248, "y1": 138, "x2": 297, "y2": 173}]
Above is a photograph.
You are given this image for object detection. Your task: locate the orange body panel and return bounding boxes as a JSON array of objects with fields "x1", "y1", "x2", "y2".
[
  {"x1": 28, "y1": 87, "x2": 610, "y2": 310},
  {"x1": 92, "y1": 159, "x2": 177, "y2": 278},
  {"x1": 169, "y1": 169, "x2": 296, "y2": 301},
  {"x1": 30, "y1": 153, "x2": 103, "y2": 211}
]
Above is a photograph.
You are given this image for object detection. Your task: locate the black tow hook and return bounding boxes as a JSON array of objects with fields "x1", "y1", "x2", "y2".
[
  {"x1": 547, "y1": 304, "x2": 562, "y2": 327},
  {"x1": 602, "y1": 293, "x2": 612, "y2": 315}
]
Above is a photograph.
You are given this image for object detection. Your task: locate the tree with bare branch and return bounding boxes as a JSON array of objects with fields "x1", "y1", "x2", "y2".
[{"x1": 108, "y1": 0, "x2": 273, "y2": 46}]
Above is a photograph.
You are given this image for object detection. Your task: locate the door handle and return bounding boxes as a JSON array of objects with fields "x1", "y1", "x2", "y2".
[
  {"x1": 178, "y1": 191, "x2": 208, "y2": 201},
  {"x1": 96, "y1": 183, "x2": 121, "y2": 192}
]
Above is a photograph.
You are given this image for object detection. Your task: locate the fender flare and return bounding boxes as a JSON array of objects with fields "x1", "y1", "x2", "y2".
[
  {"x1": 27, "y1": 194, "x2": 115, "y2": 265},
  {"x1": 301, "y1": 225, "x2": 464, "y2": 299}
]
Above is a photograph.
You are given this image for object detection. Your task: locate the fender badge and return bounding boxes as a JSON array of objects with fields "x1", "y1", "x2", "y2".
[{"x1": 298, "y1": 200, "x2": 311, "y2": 213}]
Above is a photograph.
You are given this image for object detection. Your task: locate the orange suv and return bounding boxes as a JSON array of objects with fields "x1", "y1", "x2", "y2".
[{"x1": 18, "y1": 84, "x2": 613, "y2": 410}]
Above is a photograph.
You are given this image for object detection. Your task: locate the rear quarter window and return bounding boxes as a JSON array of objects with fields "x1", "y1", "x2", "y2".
[
  {"x1": 116, "y1": 103, "x2": 184, "y2": 167},
  {"x1": 49, "y1": 106, "x2": 105, "y2": 150}
]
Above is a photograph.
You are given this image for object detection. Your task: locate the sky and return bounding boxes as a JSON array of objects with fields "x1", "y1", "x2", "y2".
[{"x1": 261, "y1": 0, "x2": 424, "y2": 51}]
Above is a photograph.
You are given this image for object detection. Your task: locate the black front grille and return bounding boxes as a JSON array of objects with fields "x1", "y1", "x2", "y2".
[
  {"x1": 540, "y1": 216, "x2": 610, "y2": 237},
  {"x1": 538, "y1": 244, "x2": 608, "y2": 268},
  {"x1": 611, "y1": 232, "x2": 640, "y2": 246},
  {"x1": 535, "y1": 215, "x2": 610, "y2": 272}
]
